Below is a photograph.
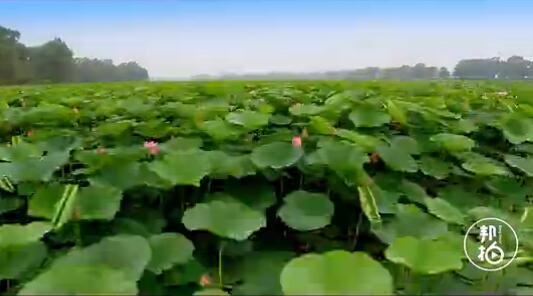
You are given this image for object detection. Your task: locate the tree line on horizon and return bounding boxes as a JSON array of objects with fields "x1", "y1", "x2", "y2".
[
  {"x1": 196, "y1": 57, "x2": 533, "y2": 81},
  {"x1": 3, "y1": 25, "x2": 533, "y2": 85},
  {"x1": 0, "y1": 25, "x2": 149, "y2": 85}
]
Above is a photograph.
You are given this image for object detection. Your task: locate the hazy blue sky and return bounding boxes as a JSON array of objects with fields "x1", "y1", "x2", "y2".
[{"x1": 2, "y1": 0, "x2": 533, "y2": 78}]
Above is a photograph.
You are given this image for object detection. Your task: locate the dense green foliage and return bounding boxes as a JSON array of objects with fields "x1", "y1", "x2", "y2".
[
  {"x1": 0, "y1": 80, "x2": 532, "y2": 295},
  {"x1": 0, "y1": 25, "x2": 148, "y2": 85}
]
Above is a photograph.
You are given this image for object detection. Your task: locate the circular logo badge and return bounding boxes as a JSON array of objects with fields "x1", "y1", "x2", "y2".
[{"x1": 463, "y1": 217, "x2": 519, "y2": 272}]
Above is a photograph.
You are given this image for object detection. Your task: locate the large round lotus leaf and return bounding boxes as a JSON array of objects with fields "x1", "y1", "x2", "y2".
[
  {"x1": 280, "y1": 250, "x2": 393, "y2": 295},
  {"x1": 76, "y1": 185, "x2": 123, "y2": 220},
  {"x1": 18, "y1": 265, "x2": 138, "y2": 295},
  {"x1": 225, "y1": 110, "x2": 270, "y2": 129},
  {"x1": 149, "y1": 150, "x2": 211, "y2": 186},
  {"x1": 289, "y1": 103, "x2": 324, "y2": 116},
  {"x1": 182, "y1": 200, "x2": 266, "y2": 241},
  {"x1": 0, "y1": 222, "x2": 51, "y2": 247},
  {"x1": 208, "y1": 151, "x2": 256, "y2": 179},
  {"x1": 0, "y1": 241, "x2": 47, "y2": 280},
  {"x1": 270, "y1": 114, "x2": 292, "y2": 125},
  {"x1": 430, "y1": 133, "x2": 475, "y2": 152},
  {"x1": 377, "y1": 146, "x2": 418, "y2": 173},
  {"x1": 372, "y1": 204, "x2": 448, "y2": 244},
  {"x1": 390, "y1": 136, "x2": 420, "y2": 155},
  {"x1": 28, "y1": 184, "x2": 64, "y2": 220},
  {"x1": 385, "y1": 236, "x2": 463, "y2": 274},
  {"x1": 251, "y1": 142, "x2": 303, "y2": 169},
  {"x1": 201, "y1": 119, "x2": 243, "y2": 141},
  {"x1": 505, "y1": 155, "x2": 533, "y2": 177},
  {"x1": 335, "y1": 129, "x2": 383, "y2": 152},
  {"x1": 316, "y1": 141, "x2": 368, "y2": 172},
  {"x1": 420, "y1": 156, "x2": 452, "y2": 179},
  {"x1": 499, "y1": 113, "x2": 533, "y2": 144},
  {"x1": 461, "y1": 154, "x2": 509, "y2": 176},
  {"x1": 308, "y1": 116, "x2": 336, "y2": 135},
  {"x1": 386, "y1": 99, "x2": 408, "y2": 125},
  {"x1": 89, "y1": 160, "x2": 142, "y2": 190},
  {"x1": 398, "y1": 179, "x2": 429, "y2": 204},
  {"x1": 52, "y1": 235, "x2": 151, "y2": 281},
  {"x1": 0, "y1": 151, "x2": 70, "y2": 183},
  {"x1": 231, "y1": 251, "x2": 294, "y2": 295},
  {"x1": 349, "y1": 105, "x2": 391, "y2": 127},
  {"x1": 424, "y1": 197, "x2": 465, "y2": 225},
  {"x1": 278, "y1": 190, "x2": 334, "y2": 231},
  {"x1": 147, "y1": 233, "x2": 194, "y2": 275}
]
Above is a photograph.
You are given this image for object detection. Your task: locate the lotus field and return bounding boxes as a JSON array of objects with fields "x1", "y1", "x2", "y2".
[{"x1": 0, "y1": 80, "x2": 533, "y2": 295}]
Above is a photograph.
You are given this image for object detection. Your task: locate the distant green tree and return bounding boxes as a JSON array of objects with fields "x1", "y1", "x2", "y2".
[
  {"x1": 454, "y1": 58, "x2": 502, "y2": 79},
  {"x1": 438, "y1": 67, "x2": 450, "y2": 79},
  {"x1": 28, "y1": 38, "x2": 74, "y2": 83}
]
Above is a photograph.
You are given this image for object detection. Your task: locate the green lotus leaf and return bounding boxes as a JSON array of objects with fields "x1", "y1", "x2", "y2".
[
  {"x1": 28, "y1": 183, "x2": 64, "y2": 220},
  {"x1": 194, "y1": 289, "x2": 229, "y2": 296},
  {"x1": 349, "y1": 105, "x2": 391, "y2": 127},
  {"x1": 18, "y1": 265, "x2": 138, "y2": 295},
  {"x1": 201, "y1": 118, "x2": 242, "y2": 141},
  {"x1": 308, "y1": 116, "x2": 336, "y2": 135},
  {"x1": 162, "y1": 259, "x2": 207, "y2": 286},
  {"x1": 315, "y1": 141, "x2": 368, "y2": 172},
  {"x1": 430, "y1": 133, "x2": 475, "y2": 152},
  {"x1": 280, "y1": 250, "x2": 393, "y2": 295},
  {"x1": 504, "y1": 154, "x2": 533, "y2": 176},
  {"x1": 95, "y1": 120, "x2": 132, "y2": 136},
  {"x1": 225, "y1": 110, "x2": 270, "y2": 129},
  {"x1": 397, "y1": 180, "x2": 429, "y2": 204},
  {"x1": 270, "y1": 114, "x2": 292, "y2": 125},
  {"x1": 50, "y1": 235, "x2": 151, "y2": 281},
  {"x1": 335, "y1": 129, "x2": 384, "y2": 152},
  {"x1": 0, "y1": 241, "x2": 47, "y2": 280},
  {"x1": 499, "y1": 113, "x2": 533, "y2": 144},
  {"x1": 147, "y1": 233, "x2": 194, "y2": 275},
  {"x1": 373, "y1": 204, "x2": 448, "y2": 244},
  {"x1": 0, "y1": 197, "x2": 24, "y2": 215},
  {"x1": 386, "y1": 99, "x2": 407, "y2": 125},
  {"x1": 182, "y1": 200, "x2": 266, "y2": 241},
  {"x1": 460, "y1": 153, "x2": 509, "y2": 176},
  {"x1": 0, "y1": 222, "x2": 52, "y2": 247},
  {"x1": 377, "y1": 145, "x2": 418, "y2": 173},
  {"x1": 278, "y1": 190, "x2": 334, "y2": 231},
  {"x1": 208, "y1": 151, "x2": 256, "y2": 179},
  {"x1": 251, "y1": 142, "x2": 303, "y2": 169},
  {"x1": 0, "y1": 151, "x2": 70, "y2": 183},
  {"x1": 76, "y1": 185, "x2": 123, "y2": 220},
  {"x1": 289, "y1": 103, "x2": 324, "y2": 116},
  {"x1": 89, "y1": 160, "x2": 142, "y2": 190},
  {"x1": 390, "y1": 136, "x2": 420, "y2": 155},
  {"x1": 424, "y1": 197, "x2": 466, "y2": 225},
  {"x1": 420, "y1": 156, "x2": 452, "y2": 179},
  {"x1": 230, "y1": 251, "x2": 294, "y2": 296},
  {"x1": 385, "y1": 236, "x2": 463, "y2": 274},
  {"x1": 149, "y1": 149, "x2": 211, "y2": 186},
  {"x1": 159, "y1": 137, "x2": 203, "y2": 152}
]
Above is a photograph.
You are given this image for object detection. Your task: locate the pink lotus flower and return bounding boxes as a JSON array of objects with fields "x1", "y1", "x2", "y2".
[
  {"x1": 199, "y1": 274, "x2": 211, "y2": 286},
  {"x1": 292, "y1": 135, "x2": 302, "y2": 148},
  {"x1": 27, "y1": 130, "x2": 34, "y2": 137},
  {"x1": 144, "y1": 141, "x2": 160, "y2": 155}
]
